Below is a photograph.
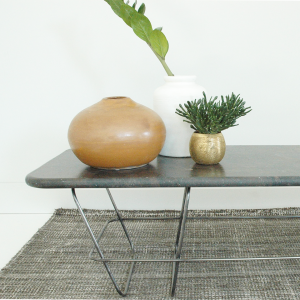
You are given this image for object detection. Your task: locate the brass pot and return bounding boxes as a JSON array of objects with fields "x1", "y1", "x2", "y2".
[
  {"x1": 68, "y1": 97, "x2": 166, "y2": 169},
  {"x1": 189, "y1": 132, "x2": 226, "y2": 165}
]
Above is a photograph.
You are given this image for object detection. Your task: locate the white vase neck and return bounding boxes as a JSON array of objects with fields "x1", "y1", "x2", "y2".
[{"x1": 164, "y1": 76, "x2": 196, "y2": 83}]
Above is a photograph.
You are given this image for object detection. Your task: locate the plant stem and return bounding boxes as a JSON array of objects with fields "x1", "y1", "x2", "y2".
[
  {"x1": 149, "y1": 45, "x2": 174, "y2": 76},
  {"x1": 158, "y1": 56, "x2": 174, "y2": 76}
]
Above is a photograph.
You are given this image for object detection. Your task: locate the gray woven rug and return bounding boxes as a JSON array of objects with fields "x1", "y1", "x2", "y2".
[{"x1": 1, "y1": 208, "x2": 300, "y2": 299}]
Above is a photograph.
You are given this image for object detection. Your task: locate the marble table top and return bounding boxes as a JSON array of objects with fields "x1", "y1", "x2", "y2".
[{"x1": 25, "y1": 146, "x2": 300, "y2": 188}]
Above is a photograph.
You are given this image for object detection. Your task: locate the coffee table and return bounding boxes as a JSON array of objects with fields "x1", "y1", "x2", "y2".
[{"x1": 25, "y1": 146, "x2": 300, "y2": 297}]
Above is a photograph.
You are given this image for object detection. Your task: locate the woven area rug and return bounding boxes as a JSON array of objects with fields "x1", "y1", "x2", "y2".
[{"x1": 1, "y1": 208, "x2": 300, "y2": 299}]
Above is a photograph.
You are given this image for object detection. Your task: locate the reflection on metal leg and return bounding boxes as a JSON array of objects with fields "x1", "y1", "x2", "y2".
[
  {"x1": 171, "y1": 187, "x2": 191, "y2": 296},
  {"x1": 175, "y1": 188, "x2": 187, "y2": 252},
  {"x1": 106, "y1": 188, "x2": 135, "y2": 252},
  {"x1": 72, "y1": 188, "x2": 134, "y2": 297},
  {"x1": 171, "y1": 187, "x2": 187, "y2": 295}
]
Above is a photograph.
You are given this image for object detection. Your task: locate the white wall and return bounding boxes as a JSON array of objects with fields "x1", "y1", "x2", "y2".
[{"x1": 1, "y1": 1, "x2": 300, "y2": 214}]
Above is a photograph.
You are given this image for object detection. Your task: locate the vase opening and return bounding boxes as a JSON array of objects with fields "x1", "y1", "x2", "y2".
[
  {"x1": 104, "y1": 96, "x2": 127, "y2": 100},
  {"x1": 164, "y1": 76, "x2": 196, "y2": 83}
]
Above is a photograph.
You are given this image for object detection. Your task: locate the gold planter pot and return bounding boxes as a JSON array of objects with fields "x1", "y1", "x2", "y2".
[{"x1": 189, "y1": 132, "x2": 226, "y2": 165}]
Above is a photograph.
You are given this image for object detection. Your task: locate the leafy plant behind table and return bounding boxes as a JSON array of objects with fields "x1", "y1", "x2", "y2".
[
  {"x1": 104, "y1": 0, "x2": 174, "y2": 76},
  {"x1": 175, "y1": 92, "x2": 252, "y2": 134}
]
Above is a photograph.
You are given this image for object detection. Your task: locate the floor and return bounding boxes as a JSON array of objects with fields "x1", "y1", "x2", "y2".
[{"x1": 0, "y1": 214, "x2": 52, "y2": 270}]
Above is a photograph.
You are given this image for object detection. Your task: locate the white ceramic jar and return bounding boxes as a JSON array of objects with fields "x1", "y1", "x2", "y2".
[{"x1": 153, "y1": 76, "x2": 205, "y2": 157}]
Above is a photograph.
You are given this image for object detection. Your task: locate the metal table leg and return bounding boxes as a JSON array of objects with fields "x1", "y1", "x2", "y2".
[
  {"x1": 72, "y1": 188, "x2": 135, "y2": 297},
  {"x1": 72, "y1": 187, "x2": 191, "y2": 297},
  {"x1": 171, "y1": 187, "x2": 191, "y2": 296},
  {"x1": 72, "y1": 186, "x2": 300, "y2": 298}
]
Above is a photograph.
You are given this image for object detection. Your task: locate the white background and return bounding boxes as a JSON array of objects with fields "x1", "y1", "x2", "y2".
[{"x1": 1, "y1": 0, "x2": 300, "y2": 268}]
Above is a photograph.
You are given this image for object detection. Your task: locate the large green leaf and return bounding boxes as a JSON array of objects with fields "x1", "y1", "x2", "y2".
[
  {"x1": 120, "y1": 4, "x2": 136, "y2": 27},
  {"x1": 131, "y1": 12, "x2": 153, "y2": 43},
  {"x1": 110, "y1": 0, "x2": 124, "y2": 17},
  {"x1": 149, "y1": 29, "x2": 169, "y2": 58}
]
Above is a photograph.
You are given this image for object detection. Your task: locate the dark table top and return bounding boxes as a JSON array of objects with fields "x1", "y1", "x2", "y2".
[{"x1": 25, "y1": 146, "x2": 300, "y2": 189}]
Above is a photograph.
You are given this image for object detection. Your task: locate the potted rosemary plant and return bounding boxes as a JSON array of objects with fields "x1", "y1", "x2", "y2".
[{"x1": 175, "y1": 92, "x2": 251, "y2": 165}]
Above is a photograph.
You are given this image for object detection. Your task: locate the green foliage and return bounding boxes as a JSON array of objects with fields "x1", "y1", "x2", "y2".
[
  {"x1": 132, "y1": 0, "x2": 137, "y2": 9},
  {"x1": 137, "y1": 3, "x2": 145, "y2": 14},
  {"x1": 131, "y1": 13, "x2": 153, "y2": 43},
  {"x1": 104, "y1": 0, "x2": 173, "y2": 76},
  {"x1": 149, "y1": 30, "x2": 169, "y2": 58},
  {"x1": 120, "y1": 4, "x2": 136, "y2": 26},
  {"x1": 110, "y1": 0, "x2": 124, "y2": 17},
  {"x1": 175, "y1": 92, "x2": 252, "y2": 134}
]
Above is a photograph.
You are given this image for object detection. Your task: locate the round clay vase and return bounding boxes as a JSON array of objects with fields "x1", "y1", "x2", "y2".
[
  {"x1": 68, "y1": 97, "x2": 166, "y2": 169},
  {"x1": 189, "y1": 132, "x2": 226, "y2": 165}
]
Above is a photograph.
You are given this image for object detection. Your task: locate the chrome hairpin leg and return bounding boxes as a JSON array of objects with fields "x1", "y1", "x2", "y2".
[
  {"x1": 171, "y1": 187, "x2": 191, "y2": 296},
  {"x1": 72, "y1": 186, "x2": 300, "y2": 298},
  {"x1": 72, "y1": 188, "x2": 135, "y2": 297},
  {"x1": 106, "y1": 188, "x2": 135, "y2": 252}
]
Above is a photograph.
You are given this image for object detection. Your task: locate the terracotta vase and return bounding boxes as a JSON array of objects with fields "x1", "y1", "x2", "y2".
[
  {"x1": 189, "y1": 132, "x2": 226, "y2": 165},
  {"x1": 68, "y1": 97, "x2": 166, "y2": 169}
]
